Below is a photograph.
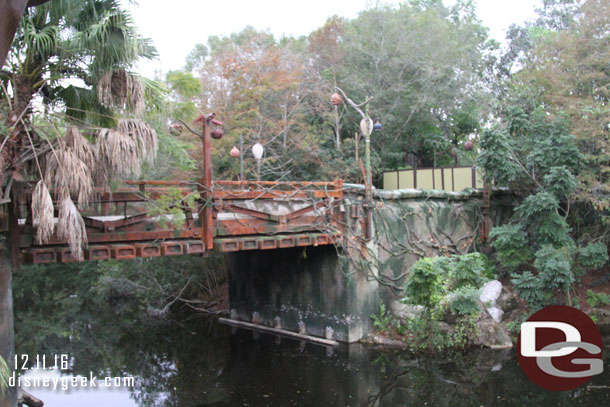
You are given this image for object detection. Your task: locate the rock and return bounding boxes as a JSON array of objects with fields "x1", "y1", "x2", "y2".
[
  {"x1": 480, "y1": 280, "x2": 502, "y2": 307},
  {"x1": 487, "y1": 306, "x2": 504, "y2": 323},
  {"x1": 434, "y1": 321, "x2": 455, "y2": 336},
  {"x1": 390, "y1": 301, "x2": 424, "y2": 322},
  {"x1": 496, "y1": 287, "x2": 519, "y2": 313},
  {"x1": 473, "y1": 311, "x2": 513, "y2": 349}
]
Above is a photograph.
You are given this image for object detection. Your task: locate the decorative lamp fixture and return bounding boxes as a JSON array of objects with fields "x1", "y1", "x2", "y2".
[
  {"x1": 330, "y1": 93, "x2": 343, "y2": 106},
  {"x1": 373, "y1": 121, "x2": 383, "y2": 132},
  {"x1": 252, "y1": 142, "x2": 264, "y2": 160},
  {"x1": 230, "y1": 146, "x2": 240, "y2": 158},
  {"x1": 464, "y1": 140, "x2": 474, "y2": 151},
  {"x1": 211, "y1": 128, "x2": 224, "y2": 139}
]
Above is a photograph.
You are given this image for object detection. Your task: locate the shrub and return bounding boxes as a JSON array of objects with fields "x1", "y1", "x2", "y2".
[
  {"x1": 450, "y1": 252, "x2": 494, "y2": 289},
  {"x1": 370, "y1": 302, "x2": 392, "y2": 331},
  {"x1": 534, "y1": 245, "x2": 574, "y2": 292},
  {"x1": 490, "y1": 224, "x2": 532, "y2": 271},
  {"x1": 403, "y1": 257, "x2": 449, "y2": 308},
  {"x1": 578, "y1": 242, "x2": 609, "y2": 270},
  {"x1": 586, "y1": 290, "x2": 610, "y2": 308},
  {"x1": 511, "y1": 270, "x2": 550, "y2": 310},
  {"x1": 447, "y1": 286, "x2": 481, "y2": 316}
]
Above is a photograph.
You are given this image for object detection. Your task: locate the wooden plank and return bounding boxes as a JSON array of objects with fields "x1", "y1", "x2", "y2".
[{"x1": 212, "y1": 190, "x2": 342, "y2": 200}]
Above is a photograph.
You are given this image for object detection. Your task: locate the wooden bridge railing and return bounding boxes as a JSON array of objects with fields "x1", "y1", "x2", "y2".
[{"x1": 16, "y1": 179, "x2": 344, "y2": 264}]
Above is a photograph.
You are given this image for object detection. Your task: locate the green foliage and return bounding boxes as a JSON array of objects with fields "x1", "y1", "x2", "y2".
[
  {"x1": 477, "y1": 127, "x2": 520, "y2": 185},
  {"x1": 578, "y1": 242, "x2": 609, "y2": 270},
  {"x1": 534, "y1": 245, "x2": 574, "y2": 295},
  {"x1": 447, "y1": 286, "x2": 481, "y2": 316},
  {"x1": 403, "y1": 257, "x2": 449, "y2": 308},
  {"x1": 449, "y1": 252, "x2": 494, "y2": 289},
  {"x1": 370, "y1": 302, "x2": 393, "y2": 331},
  {"x1": 401, "y1": 314, "x2": 478, "y2": 352},
  {"x1": 511, "y1": 271, "x2": 550, "y2": 310},
  {"x1": 586, "y1": 290, "x2": 610, "y2": 308},
  {"x1": 489, "y1": 224, "x2": 532, "y2": 271},
  {"x1": 145, "y1": 188, "x2": 200, "y2": 229}
]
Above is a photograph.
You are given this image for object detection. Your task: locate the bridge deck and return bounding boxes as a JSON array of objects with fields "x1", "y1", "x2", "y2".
[{"x1": 16, "y1": 180, "x2": 344, "y2": 264}]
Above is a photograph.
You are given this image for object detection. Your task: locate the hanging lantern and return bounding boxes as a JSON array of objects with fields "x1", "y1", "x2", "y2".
[
  {"x1": 252, "y1": 142, "x2": 264, "y2": 160},
  {"x1": 211, "y1": 128, "x2": 224, "y2": 139},
  {"x1": 230, "y1": 146, "x2": 240, "y2": 158},
  {"x1": 360, "y1": 118, "x2": 373, "y2": 136},
  {"x1": 330, "y1": 93, "x2": 343, "y2": 106},
  {"x1": 464, "y1": 140, "x2": 474, "y2": 151},
  {"x1": 373, "y1": 121, "x2": 383, "y2": 132}
]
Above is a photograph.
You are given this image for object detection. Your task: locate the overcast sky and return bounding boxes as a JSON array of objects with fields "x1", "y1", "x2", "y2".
[{"x1": 126, "y1": 0, "x2": 542, "y2": 78}]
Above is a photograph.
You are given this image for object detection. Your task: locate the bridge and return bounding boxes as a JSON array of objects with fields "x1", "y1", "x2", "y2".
[
  {"x1": 6, "y1": 114, "x2": 507, "y2": 344},
  {"x1": 13, "y1": 113, "x2": 347, "y2": 265},
  {"x1": 15, "y1": 179, "x2": 344, "y2": 265}
]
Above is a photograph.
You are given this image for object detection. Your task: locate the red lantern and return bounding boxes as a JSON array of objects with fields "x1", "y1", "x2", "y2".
[
  {"x1": 230, "y1": 146, "x2": 240, "y2": 158},
  {"x1": 211, "y1": 128, "x2": 224, "y2": 139},
  {"x1": 330, "y1": 93, "x2": 343, "y2": 106}
]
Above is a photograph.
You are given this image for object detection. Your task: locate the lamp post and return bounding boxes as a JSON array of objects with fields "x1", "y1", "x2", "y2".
[{"x1": 334, "y1": 87, "x2": 377, "y2": 240}]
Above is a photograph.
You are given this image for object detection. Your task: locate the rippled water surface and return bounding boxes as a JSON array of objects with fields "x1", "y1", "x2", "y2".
[{"x1": 15, "y1": 315, "x2": 610, "y2": 407}]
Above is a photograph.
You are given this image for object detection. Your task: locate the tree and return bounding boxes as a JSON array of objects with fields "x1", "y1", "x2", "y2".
[
  {"x1": 1, "y1": 0, "x2": 161, "y2": 256},
  {"x1": 337, "y1": 0, "x2": 497, "y2": 170},
  {"x1": 199, "y1": 28, "x2": 326, "y2": 181},
  {"x1": 515, "y1": 0, "x2": 610, "y2": 223},
  {"x1": 0, "y1": 0, "x2": 50, "y2": 68}
]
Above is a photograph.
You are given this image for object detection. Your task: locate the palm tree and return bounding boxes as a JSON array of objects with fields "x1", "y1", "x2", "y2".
[{"x1": 1, "y1": 0, "x2": 163, "y2": 257}]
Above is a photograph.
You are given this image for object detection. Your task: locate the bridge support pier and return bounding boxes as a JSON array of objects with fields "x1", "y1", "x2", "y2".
[{"x1": 225, "y1": 245, "x2": 378, "y2": 343}]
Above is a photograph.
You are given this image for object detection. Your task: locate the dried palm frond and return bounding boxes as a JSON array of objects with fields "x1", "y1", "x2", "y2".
[
  {"x1": 118, "y1": 118, "x2": 158, "y2": 163},
  {"x1": 97, "y1": 70, "x2": 145, "y2": 114},
  {"x1": 44, "y1": 146, "x2": 94, "y2": 205},
  {"x1": 65, "y1": 126, "x2": 95, "y2": 168},
  {"x1": 95, "y1": 128, "x2": 141, "y2": 178},
  {"x1": 57, "y1": 196, "x2": 87, "y2": 260},
  {"x1": 31, "y1": 180, "x2": 55, "y2": 244}
]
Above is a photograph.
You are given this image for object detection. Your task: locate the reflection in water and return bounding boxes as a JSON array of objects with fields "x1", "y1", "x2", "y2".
[{"x1": 15, "y1": 313, "x2": 610, "y2": 407}]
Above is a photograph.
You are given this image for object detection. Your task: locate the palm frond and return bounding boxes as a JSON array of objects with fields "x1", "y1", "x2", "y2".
[
  {"x1": 117, "y1": 118, "x2": 158, "y2": 163},
  {"x1": 23, "y1": 20, "x2": 58, "y2": 61},
  {"x1": 57, "y1": 195, "x2": 87, "y2": 260},
  {"x1": 97, "y1": 70, "x2": 144, "y2": 114},
  {"x1": 95, "y1": 128, "x2": 141, "y2": 178},
  {"x1": 44, "y1": 144, "x2": 94, "y2": 206},
  {"x1": 31, "y1": 180, "x2": 55, "y2": 244},
  {"x1": 65, "y1": 126, "x2": 95, "y2": 168}
]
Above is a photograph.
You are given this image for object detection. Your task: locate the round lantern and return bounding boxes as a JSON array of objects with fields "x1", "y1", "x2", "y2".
[
  {"x1": 252, "y1": 142, "x2": 264, "y2": 160},
  {"x1": 330, "y1": 93, "x2": 343, "y2": 106},
  {"x1": 230, "y1": 146, "x2": 240, "y2": 158},
  {"x1": 211, "y1": 128, "x2": 224, "y2": 139},
  {"x1": 464, "y1": 140, "x2": 474, "y2": 151},
  {"x1": 373, "y1": 121, "x2": 383, "y2": 132}
]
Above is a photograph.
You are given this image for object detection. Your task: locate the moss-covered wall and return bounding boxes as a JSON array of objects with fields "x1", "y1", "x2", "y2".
[
  {"x1": 371, "y1": 188, "x2": 514, "y2": 303},
  {"x1": 224, "y1": 187, "x2": 514, "y2": 343}
]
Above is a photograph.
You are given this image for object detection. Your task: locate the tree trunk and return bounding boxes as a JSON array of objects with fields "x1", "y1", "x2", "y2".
[
  {"x1": 0, "y1": 0, "x2": 51, "y2": 69},
  {"x1": 0, "y1": 235, "x2": 15, "y2": 407},
  {"x1": 0, "y1": 202, "x2": 18, "y2": 407}
]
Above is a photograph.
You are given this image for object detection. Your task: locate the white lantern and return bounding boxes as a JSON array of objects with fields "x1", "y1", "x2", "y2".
[{"x1": 252, "y1": 142, "x2": 264, "y2": 160}]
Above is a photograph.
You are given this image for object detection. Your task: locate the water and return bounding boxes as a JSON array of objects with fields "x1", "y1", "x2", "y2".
[{"x1": 14, "y1": 315, "x2": 610, "y2": 407}]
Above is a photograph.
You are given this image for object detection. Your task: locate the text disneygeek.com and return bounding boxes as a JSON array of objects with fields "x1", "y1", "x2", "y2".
[{"x1": 8, "y1": 354, "x2": 135, "y2": 390}]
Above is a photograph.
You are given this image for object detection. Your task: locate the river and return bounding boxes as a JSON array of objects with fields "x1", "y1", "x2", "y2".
[{"x1": 14, "y1": 314, "x2": 610, "y2": 407}]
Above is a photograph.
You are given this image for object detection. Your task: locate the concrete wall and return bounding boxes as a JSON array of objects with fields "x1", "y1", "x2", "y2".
[
  {"x1": 225, "y1": 187, "x2": 514, "y2": 343},
  {"x1": 373, "y1": 188, "x2": 513, "y2": 303},
  {"x1": 226, "y1": 245, "x2": 379, "y2": 343}
]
